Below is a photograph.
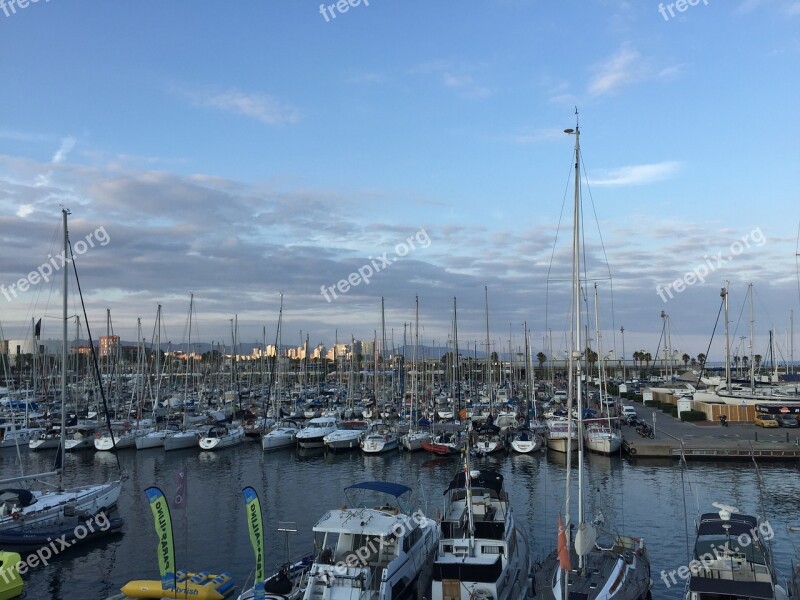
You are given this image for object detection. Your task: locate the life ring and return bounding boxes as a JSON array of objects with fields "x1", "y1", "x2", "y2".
[{"x1": 629, "y1": 447, "x2": 637, "y2": 455}]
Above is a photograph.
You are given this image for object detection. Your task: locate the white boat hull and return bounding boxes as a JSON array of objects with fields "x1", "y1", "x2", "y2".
[
  {"x1": 0, "y1": 480, "x2": 122, "y2": 531},
  {"x1": 199, "y1": 427, "x2": 244, "y2": 450},
  {"x1": 262, "y1": 429, "x2": 297, "y2": 451},
  {"x1": 163, "y1": 431, "x2": 201, "y2": 451},
  {"x1": 135, "y1": 431, "x2": 170, "y2": 450},
  {"x1": 400, "y1": 431, "x2": 430, "y2": 452}
]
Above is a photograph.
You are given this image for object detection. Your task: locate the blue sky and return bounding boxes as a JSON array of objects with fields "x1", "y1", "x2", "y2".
[{"x1": 1, "y1": 0, "x2": 799, "y2": 364}]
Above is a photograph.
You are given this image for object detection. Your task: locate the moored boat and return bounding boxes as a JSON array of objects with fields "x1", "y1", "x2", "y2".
[
  {"x1": 431, "y1": 464, "x2": 532, "y2": 600},
  {"x1": 683, "y1": 504, "x2": 788, "y2": 600},
  {"x1": 262, "y1": 419, "x2": 302, "y2": 452},
  {"x1": 323, "y1": 421, "x2": 367, "y2": 452},
  {"x1": 199, "y1": 424, "x2": 245, "y2": 451},
  {"x1": 295, "y1": 416, "x2": 337, "y2": 449},
  {"x1": 300, "y1": 481, "x2": 438, "y2": 600}
]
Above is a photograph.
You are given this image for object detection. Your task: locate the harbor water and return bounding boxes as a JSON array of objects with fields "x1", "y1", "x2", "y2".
[{"x1": 2, "y1": 442, "x2": 799, "y2": 599}]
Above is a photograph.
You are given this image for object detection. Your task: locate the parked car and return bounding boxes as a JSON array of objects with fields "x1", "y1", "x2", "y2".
[
  {"x1": 775, "y1": 414, "x2": 799, "y2": 428},
  {"x1": 754, "y1": 414, "x2": 779, "y2": 428},
  {"x1": 620, "y1": 405, "x2": 637, "y2": 420}
]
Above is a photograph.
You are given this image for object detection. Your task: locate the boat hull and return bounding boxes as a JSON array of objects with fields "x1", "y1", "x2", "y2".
[{"x1": 164, "y1": 431, "x2": 201, "y2": 451}]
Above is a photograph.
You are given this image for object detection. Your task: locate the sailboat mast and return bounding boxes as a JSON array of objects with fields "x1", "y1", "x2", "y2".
[
  {"x1": 59, "y1": 208, "x2": 69, "y2": 488},
  {"x1": 484, "y1": 286, "x2": 491, "y2": 409},
  {"x1": 749, "y1": 283, "x2": 755, "y2": 390},
  {"x1": 722, "y1": 284, "x2": 731, "y2": 390}
]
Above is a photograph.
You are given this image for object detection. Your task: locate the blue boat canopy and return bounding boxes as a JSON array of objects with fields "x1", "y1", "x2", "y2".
[{"x1": 346, "y1": 481, "x2": 411, "y2": 498}]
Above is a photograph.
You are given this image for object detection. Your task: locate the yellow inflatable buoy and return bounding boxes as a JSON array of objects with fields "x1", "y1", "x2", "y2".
[
  {"x1": 0, "y1": 551, "x2": 24, "y2": 600},
  {"x1": 120, "y1": 570, "x2": 234, "y2": 600}
]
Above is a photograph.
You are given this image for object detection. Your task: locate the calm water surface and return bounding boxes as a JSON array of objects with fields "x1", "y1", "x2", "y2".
[{"x1": 2, "y1": 442, "x2": 799, "y2": 600}]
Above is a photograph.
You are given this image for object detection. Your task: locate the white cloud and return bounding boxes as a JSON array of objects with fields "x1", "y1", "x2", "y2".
[
  {"x1": 180, "y1": 87, "x2": 300, "y2": 125},
  {"x1": 52, "y1": 137, "x2": 76, "y2": 164},
  {"x1": 588, "y1": 46, "x2": 644, "y2": 95},
  {"x1": 589, "y1": 161, "x2": 681, "y2": 186},
  {"x1": 16, "y1": 204, "x2": 34, "y2": 218}
]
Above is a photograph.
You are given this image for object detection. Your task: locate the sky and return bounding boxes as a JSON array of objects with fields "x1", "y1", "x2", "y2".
[{"x1": 1, "y1": 0, "x2": 799, "y2": 365}]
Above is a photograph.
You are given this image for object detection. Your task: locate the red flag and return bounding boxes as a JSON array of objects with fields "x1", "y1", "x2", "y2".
[{"x1": 557, "y1": 513, "x2": 572, "y2": 571}]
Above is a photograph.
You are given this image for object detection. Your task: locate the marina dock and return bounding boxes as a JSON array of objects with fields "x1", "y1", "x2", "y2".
[{"x1": 623, "y1": 402, "x2": 800, "y2": 459}]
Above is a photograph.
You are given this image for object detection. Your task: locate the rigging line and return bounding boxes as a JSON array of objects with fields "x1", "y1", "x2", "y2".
[
  {"x1": 545, "y1": 148, "x2": 581, "y2": 352},
  {"x1": 679, "y1": 441, "x2": 691, "y2": 564},
  {"x1": 68, "y1": 237, "x2": 123, "y2": 475},
  {"x1": 696, "y1": 296, "x2": 724, "y2": 387},
  {"x1": 796, "y1": 218, "x2": 800, "y2": 308}
]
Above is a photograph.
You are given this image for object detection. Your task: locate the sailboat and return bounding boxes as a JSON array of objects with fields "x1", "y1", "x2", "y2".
[
  {"x1": 582, "y1": 285, "x2": 622, "y2": 455},
  {"x1": 164, "y1": 294, "x2": 208, "y2": 451},
  {"x1": 0, "y1": 209, "x2": 122, "y2": 531},
  {"x1": 533, "y1": 118, "x2": 651, "y2": 600},
  {"x1": 400, "y1": 296, "x2": 431, "y2": 452}
]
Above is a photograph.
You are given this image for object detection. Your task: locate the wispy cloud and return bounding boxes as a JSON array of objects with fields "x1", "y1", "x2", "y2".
[
  {"x1": 589, "y1": 161, "x2": 681, "y2": 186},
  {"x1": 52, "y1": 136, "x2": 76, "y2": 164},
  {"x1": 588, "y1": 45, "x2": 645, "y2": 95},
  {"x1": 411, "y1": 60, "x2": 491, "y2": 99},
  {"x1": 179, "y1": 86, "x2": 300, "y2": 125}
]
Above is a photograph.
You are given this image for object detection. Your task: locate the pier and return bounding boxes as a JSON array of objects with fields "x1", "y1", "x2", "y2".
[{"x1": 622, "y1": 402, "x2": 800, "y2": 459}]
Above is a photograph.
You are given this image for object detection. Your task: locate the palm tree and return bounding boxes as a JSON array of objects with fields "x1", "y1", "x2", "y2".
[
  {"x1": 697, "y1": 353, "x2": 706, "y2": 369},
  {"x1": 732, "y1": 355, "x2": 740, "y2": 376},
  {"x1": 632, "y1": 351, "x2": 641, "y2": 375},
  {"x1": 742, "y1": 355, "x2": 749, "y2": 371},
  {"x1": 754, "y1": 354, "x2": 762, "y2": 372},
  {"x1": 536, "y1": 351, "x2": 547, "y2": 374},
  {"x1": 643, "y1": 352, "x2": 652, "y2": 374},
  {"x1": 682, "y1": 353, "x2": 690, "y2": 369},
  {"x1": 690, "y1": 358, "x2": 697, "y2": 368},
  {"x1": 585, "y1": 347, "x2": 598, "y2": 374}
]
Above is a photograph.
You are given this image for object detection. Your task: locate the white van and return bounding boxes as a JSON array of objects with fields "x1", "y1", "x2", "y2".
[{"x1": 620, "y1": 405, "x2": 637, "y2": 419}]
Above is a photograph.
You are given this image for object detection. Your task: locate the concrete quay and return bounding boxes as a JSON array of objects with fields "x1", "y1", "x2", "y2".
[{"x1": 622, "y1": 402, "x2": 800, "y2": 460}]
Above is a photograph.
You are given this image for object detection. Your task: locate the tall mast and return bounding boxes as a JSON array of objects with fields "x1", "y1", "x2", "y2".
[
  {"x1": 59, "y1": 208, "x2": 69, "y2": 488},
  {"x1": 749, "y1": 283, "x2": 755, "y2": 390},
  {"x1": 484, "y1": 286, "x2": 491, "y2": 406},
  {"x1": 722, "y1": 284, "x2": 730, "y2": 391}
]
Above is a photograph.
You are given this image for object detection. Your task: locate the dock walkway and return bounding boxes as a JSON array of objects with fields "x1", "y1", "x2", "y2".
[{"x1": 622, "y1": 403, "x2": 800, "y2": 460}]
